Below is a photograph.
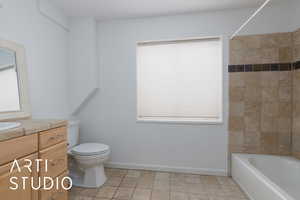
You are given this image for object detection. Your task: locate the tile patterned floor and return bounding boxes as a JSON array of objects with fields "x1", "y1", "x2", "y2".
[{"x1": 69, "y1": 168, "x2": 249, "y2": 200}]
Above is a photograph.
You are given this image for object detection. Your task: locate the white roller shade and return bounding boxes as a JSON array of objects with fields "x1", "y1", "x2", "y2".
[{"x1": 137, "y1": 37, "x2": 223, "y2": 123}]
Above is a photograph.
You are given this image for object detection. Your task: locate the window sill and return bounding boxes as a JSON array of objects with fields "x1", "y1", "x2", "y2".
[{"x1": 136, "y1": 117, "x2": 223, "y2": 125}]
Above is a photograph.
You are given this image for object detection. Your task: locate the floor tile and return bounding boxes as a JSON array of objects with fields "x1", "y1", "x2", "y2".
[
  {"x1": 69, "y1": 168, "x2": 249, "y2": 200},
  {"x1": 104, "y1": 177, "x2": 123, "y2": 187},
  {"x1": 151, "y1": 190, "x2": 170, "y2": 200},
  {"x1": 113, "y1": 187, "x2": 135, "y2": 199},
  {"x1": 170, "y1": 192, "x2": 189, "y2": 200},
  {"x1": 132, "y1": 189, "x2": 152, "y2": 200},
  {"x1": 79, "y1": 188, "x2": 99, "y2": 197},
  {"x1": 96, "y1": 186, "x2": 118, "y2": 198},
  {"x1": 120, "y1": 177, "x2": 139, "y2": 188}
]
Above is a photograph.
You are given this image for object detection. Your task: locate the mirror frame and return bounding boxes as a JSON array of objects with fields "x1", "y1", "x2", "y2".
[{"x1": 0, "y1": 40, "x2": 31, "y2": 121}]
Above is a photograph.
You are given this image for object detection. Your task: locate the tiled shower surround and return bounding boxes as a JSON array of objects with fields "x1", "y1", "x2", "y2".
[
  {"x1": 292, "y1": 29, "x2": 300, "y2": 159},
  {"x1": 229, "y1": 29, "x2": 300, "y2": 159}
]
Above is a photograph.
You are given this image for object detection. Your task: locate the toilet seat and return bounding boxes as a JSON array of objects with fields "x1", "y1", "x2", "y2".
[{"x1": 71, "y1": 143, "x2": 110, "y2": 156}]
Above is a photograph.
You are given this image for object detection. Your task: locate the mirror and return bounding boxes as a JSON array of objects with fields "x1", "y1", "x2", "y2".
[
  {"x1": 0, "y1": 48, "x2": 20, "y2": 112},
  {"x1": 0, "y1": 40, "x2": 30, "y2": 121}
]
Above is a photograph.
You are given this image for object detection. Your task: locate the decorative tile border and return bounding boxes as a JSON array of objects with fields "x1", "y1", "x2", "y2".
[
  {"x1": 294, "y1": 61, "x2": 300, "y2": 70},
  {"x1": 228, "y1": 61, "x2": 300, "y2": 72},
  {"x1": 228, "y1": 63, "x2": 292, "y2": 72}
]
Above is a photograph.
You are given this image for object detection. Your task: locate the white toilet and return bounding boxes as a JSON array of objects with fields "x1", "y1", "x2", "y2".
[{"x1": 68, "y1": 120, "x2": 110, "y2": 188}]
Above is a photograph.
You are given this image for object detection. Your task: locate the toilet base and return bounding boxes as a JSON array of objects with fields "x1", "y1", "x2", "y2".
[{"x1": 70, "y1": 164, "x2": 107, "y2": 188}]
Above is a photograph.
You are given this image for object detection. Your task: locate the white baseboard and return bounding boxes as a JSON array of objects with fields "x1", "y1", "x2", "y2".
[{"x1": 105, "y1": 162, "x2": 227, "y2": 176}]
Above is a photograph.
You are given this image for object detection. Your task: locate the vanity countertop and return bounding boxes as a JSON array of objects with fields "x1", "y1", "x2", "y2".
[{"x1": 0, "y1": 119, "x2": 68, "y2": 142}]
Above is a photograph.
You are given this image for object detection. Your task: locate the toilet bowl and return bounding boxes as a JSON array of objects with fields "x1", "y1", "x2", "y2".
[{"x1": 68, "y1": 120, "x2": 110, "y2": 188}]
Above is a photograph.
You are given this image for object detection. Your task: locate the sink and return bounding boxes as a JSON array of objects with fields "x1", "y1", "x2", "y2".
[{"x1": 0, "y1": 122, "x2": 21, "y2": 131}]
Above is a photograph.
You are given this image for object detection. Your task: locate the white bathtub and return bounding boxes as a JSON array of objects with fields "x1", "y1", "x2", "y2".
[{"x1": 232, "y1": 153, "x2": 300, "y2": 200}]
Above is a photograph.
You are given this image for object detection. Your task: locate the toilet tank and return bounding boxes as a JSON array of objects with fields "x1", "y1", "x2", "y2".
[{"x1": 68, "y1": 120, "x2": 80, "y2": 149}]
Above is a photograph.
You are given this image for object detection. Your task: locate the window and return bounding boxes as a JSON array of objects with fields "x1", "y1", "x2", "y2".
[{"x1": 137, "y1": 37, "x2": 223, "y2": 123}]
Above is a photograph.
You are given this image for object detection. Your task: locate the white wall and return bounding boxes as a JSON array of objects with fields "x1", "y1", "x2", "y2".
[
  {"x1": 38, "y1": 0, "x2": 70, "y2": 30},
  {"x1": 77, "y1": 3, "x2": 294, "y2": 175},
  {"x1": 239, "y1": 1, "x2": 296, "y2": 35},
  {"x1": 291, "y1": 0, "x2": 300, "y2": 30},
  {"x1": 77, "y1": 9, "x2": 250, "y2": 175},
  {"x1": 68, "y1": 18, "x2": 99, "y2": 115},
  {"x1": 0, "y1": 0, "x2": 69, "y2": 118}
]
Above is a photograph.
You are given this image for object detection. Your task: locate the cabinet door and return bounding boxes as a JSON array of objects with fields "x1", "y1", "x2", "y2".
[
  {"x1": 39, "y1": 142, "x2": 67, "y2": 182},
  {"x1": 0, "y1": 154, "x2": 38, "y2": 200},
  {"x1": 40, "y1": 172, "x2": 69, "y2": 200}
]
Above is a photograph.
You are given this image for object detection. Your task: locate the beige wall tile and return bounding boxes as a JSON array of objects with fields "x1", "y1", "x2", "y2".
[
  {"x1": 279, "y1": 71, "x2": 292, "y2": 86},
  {"x1": 229, "y1": 144, "x2": 245, "y2": 153},
  {"x1": 229, "y1": 102, "x2": 244, "y2": 117},
  {"x1": 261, "y1": 33, "x2": 292, "y2": 48},
  {"x1": 293, "y1": 117, "x2": 300, "y2": 132},
  {"x1": 244, "y1": 113, "x2": 260, "y2": 132},
  {"x1": 293, "y1": 86, "x2": 300, "y2": 102},
  {"x1": 279, "y1": 47, "x2": 293, "y2": 63},
  {"x1": 229, "y1": 73, "x2": 245, "y2": 87},
  {"x1": 293, "y1": 102, "x2": 300, "y2": 118},
  {"x1": 279, "y1": 102, "x2": 292, "y2": 118},
  {"x1": 229, "y1": 31, "x2": 296, "y2": 158},
  {"x1": 261, "y1": 102, "x2": 279, "y2": 117},
  {"x1": 293, "y1": 29, "x2": 300, "y2": 46},
  {"x1": 293, "y1": 152, "x2": 300, "y2": 160},
  {"x1": 279, "y1": 85, "x2": 292, "y2": 102},
  {"x1": 244, "y1": 49, "x2": 263, "y2": 64},
  {"x1": 262, "y1": 87, "x2": 279, "y2": 102},
  {"x1": 294, "y1": 45, "x2": 300, "y2": 61},
  {"x1": 229, "y1": 87, "x2": 244, "y2": 102},
  {"x1": 244, "y1": 131, "x2": 260, "y2": 146},
  {"x1": 229, "y1": 131, "x2": 244, "y2": 145},
  {"x1": 261, "y1": 115, "x2": 277, "y2": 133},
  {"x1": 244, "y1": 86, "x2": 261, "y2": 102},
  {"x1": 277, "y1": 118, "x2": 292, "y2": 133},
  {"x1": 244, "y1": 101, "x2": 261, "y2": 116},
  {"x1": 261, "y1": 72, "x2": 279, "y2": 87},
  {"x1": 244, "y1": 72, "x2": 261, "y2": 87},
  {"x1": 243, "y1": 144, "x2": 261, "y2": 154},
  {"x1": 261, "y1": 48, "x2": 279, "y2": 63},
  {"x1": 278, "y1": 132, "x2": 291, "y2": 155},
  {"x1": 261, "y1": 132, "x2": 278, "y2": 154}
]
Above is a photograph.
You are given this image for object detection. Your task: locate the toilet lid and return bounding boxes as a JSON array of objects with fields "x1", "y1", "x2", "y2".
[{"x1": 71, "y1": 143, "x2": 110, "y2": 156}]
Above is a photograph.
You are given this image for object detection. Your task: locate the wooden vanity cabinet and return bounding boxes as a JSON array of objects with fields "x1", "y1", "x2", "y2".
[
  {"x1": 0, "y1": 154, "x2": 38, "y2": 200},
  {"x1": 38, "y1": 127, "x2": 69, "y2": 200},
  {"x1": 0, "y1": 125, "x2": 69, "y2": 200}
]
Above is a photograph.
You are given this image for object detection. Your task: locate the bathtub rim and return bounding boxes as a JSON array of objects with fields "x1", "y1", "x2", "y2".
[{"x1": 232, "y1": 153, "x2": 296, "y2": 200}]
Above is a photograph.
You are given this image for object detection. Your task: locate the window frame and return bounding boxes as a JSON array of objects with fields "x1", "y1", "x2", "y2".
[{"x1": 136, "y1": 36, "x2": 224, "y2": 124}]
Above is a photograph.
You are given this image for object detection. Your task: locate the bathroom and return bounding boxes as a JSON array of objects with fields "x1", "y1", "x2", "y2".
[{"x1": 0, "y1": 0, "x2": 299, "y2": 199}]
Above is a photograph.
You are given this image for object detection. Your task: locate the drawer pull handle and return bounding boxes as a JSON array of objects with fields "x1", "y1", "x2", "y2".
[{"x1": 48, "y1": 134, "x2": 64, "y2": 142}]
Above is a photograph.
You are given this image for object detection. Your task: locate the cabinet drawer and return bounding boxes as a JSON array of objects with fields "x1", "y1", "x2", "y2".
[
  {"x1": 0, "y1": 134, "x2": 38, "y2": 165},
  {"x1": 39, "y1": 142, "x2": 67, "y2": 181},
  {"x1": 0, "y1": 153, "x2": 38, "y2": 200},
  {"x1": 40, "y1": 172, "x2": 69, "y2": 200},
  {"x1": 39, "y1": 127, "x2": 67, "y2": 150}
]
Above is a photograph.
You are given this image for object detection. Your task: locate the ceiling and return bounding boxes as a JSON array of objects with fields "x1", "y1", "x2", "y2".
[{"x1": 52, "y1": 0, "x2": 272, "y2": 21}]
